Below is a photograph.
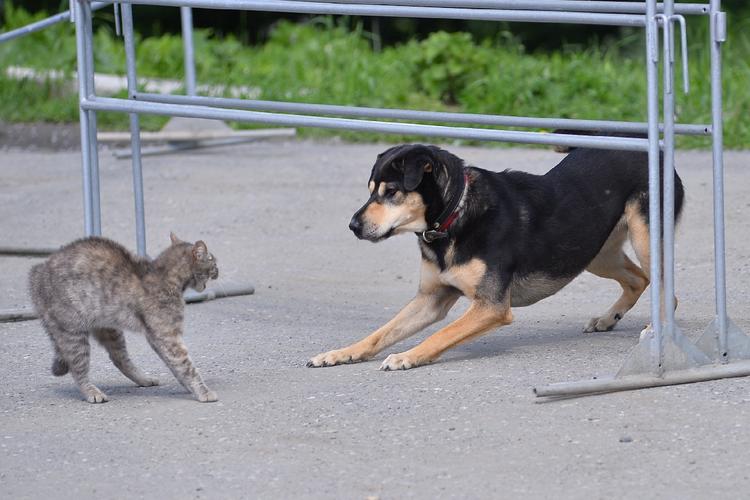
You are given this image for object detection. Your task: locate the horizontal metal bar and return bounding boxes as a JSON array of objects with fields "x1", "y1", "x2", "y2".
[
  {"x1": 0, "y1": 2, "x2": 108, "y2": 44},
  {"x1": 82, "y1": 96, "x2": 652, "y2": 150},
  {"x1": 534, "y1": 360, "x2": 750, "y2": 397},
  {"x1": 97, "y1": 0, "x2": 647, "y2": 26},
  {"x1": 292, "y1": 0, "x2": 709, "y2": 16},
  {"x1": 137, "y1": 92, "x2": 711, "y2": 136},
  {"x1": 81, "y1": 97, "x2": 648, "y2": 151}
]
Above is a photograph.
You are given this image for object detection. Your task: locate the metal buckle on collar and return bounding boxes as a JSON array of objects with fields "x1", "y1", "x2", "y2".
[{"x1": 421, "y1": 229, "x2": 448, "y2": 243}]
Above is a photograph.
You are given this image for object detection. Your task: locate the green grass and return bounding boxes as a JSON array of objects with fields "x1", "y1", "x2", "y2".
[{"x1": 1, "y1": 5, "x2": 749, "y2": 147}]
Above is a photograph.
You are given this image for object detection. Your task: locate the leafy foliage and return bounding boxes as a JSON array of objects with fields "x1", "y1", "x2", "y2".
[{"x1": 1, "y1": 4, "x2": 750, "y2": 147}]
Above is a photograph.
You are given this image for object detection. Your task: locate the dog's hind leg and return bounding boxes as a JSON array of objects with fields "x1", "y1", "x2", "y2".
[
  {"x1": 584, "y1": 215, "x2": 650, "y2": 333},
  {"x1": 625, "y1": 202, "x2": 678, "y2": 331}
]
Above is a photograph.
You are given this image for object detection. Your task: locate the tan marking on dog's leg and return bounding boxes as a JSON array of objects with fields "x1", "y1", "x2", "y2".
[
  {"x1": 380, "y1": 299, "x2": 512, "y2": 371},
  {"x1": 626, "y1": 203, "x2": 678, "y2": 337},
  {"x1": 308, "y1": 262, "x2": 459, "y2": 367},
  {"x1": 626, "y1": 203, "x2": 652, "y2": 281},
  {"x1": 583, "y1": 230, "x2": 649, "y2": 332}
]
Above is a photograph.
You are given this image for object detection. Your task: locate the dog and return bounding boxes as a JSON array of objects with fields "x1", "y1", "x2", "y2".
[{"x1": 308, "y1": 143, "x2": 682, "y2": 371}]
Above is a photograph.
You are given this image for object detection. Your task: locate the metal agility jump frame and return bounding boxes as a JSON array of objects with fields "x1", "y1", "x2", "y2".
[{"x1": 69, "y1": 0, "x2": 750, "y2": 396}]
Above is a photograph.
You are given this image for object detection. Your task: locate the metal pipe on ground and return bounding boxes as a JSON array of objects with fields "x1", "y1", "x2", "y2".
[
  {"x1": 533, "y1": 360, "x2": 750, "y2": 398},
  {"x1": 0, "y1": 285, "x2": 255, "y2": 323},
  {"x1": 0, "y1": 247, "x2": 59, "y2": 257},
  {"x1": 184, "y1": 284, "x2": 256, "y2": 303}
]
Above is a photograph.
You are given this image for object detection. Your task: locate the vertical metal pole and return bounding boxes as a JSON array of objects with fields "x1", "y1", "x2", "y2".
[
  {"x1": 82, "y1": 1, "x2": 102, "y2": 235},
  {"x1": 181, "y1": 6, "x2": 197, "y2": 96},
  {"x1": 121, "y1": 3, "x2": 147, "y2": 256},
  {"x1": 710, "y1": 0, "x2": 728, "y2": 361},
  {"x1": 74, "y1": 0, "x2": 94, "y2": 236},
  {"x1": 662, "y1": 2, "x2": 677, "y2": 339},
  {"x1": 645, "y1": 0, "x2": 663, "y2": 370}
]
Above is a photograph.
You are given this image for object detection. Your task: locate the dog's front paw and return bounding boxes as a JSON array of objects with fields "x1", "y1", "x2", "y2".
[
  {"x1": 307, "y1": 348, "x2": 360, "y2": 368},
  {"x1": 380, "y1": 351, "x2": 429, "y2": 371}
]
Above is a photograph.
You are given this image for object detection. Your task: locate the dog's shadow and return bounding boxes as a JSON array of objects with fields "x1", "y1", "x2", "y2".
[{"x1": 434, "y1": 319, "x2": 643, "y2": 365}]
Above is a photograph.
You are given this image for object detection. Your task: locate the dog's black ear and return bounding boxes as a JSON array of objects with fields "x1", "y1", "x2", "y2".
[
  {"x1": 402, "y1": 145, "x2": 436, "y2": 191},
  {"x1": 403, "y1": 161, "x2": 425, "y2": 191}
]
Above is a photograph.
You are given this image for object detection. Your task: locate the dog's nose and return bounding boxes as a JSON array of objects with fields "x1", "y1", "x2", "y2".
[{"x1": 349, "y1": 216, "x2": 362, "y2": 236}]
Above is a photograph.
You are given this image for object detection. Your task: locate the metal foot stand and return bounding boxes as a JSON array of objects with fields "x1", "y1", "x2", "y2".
[
  {"x1": 535, "y1": 327, "x2": 714, "y2": 397},
  {"x1": 696, "y1": 318, "x2": 750, "y2": 362},
  {"x1": 535, "y1": 0, "x2": 750, "y2": 399}
]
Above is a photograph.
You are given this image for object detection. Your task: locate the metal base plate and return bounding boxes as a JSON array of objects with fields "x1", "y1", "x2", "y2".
[
  {"x1": 617, "y1": 324, "x2": 711, "y2": 377},
  {"x1": 695, "y1": 317, "x2": 750, "y2": 362}
]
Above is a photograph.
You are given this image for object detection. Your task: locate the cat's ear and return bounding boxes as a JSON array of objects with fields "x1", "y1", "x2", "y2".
[
  {"x1": 170, "y1": 232, "x2": 183, "y2": 246},
  {"x1": 192, "y1": 241, "x2": 208, "y2": 260}
]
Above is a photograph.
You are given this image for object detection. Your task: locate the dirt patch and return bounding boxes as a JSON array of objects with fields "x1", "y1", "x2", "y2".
[{"x1": 0, "y1": 121, "x2": 81, "y2": 150}]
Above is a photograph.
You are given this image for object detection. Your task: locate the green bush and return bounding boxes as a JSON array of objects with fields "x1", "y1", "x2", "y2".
[
  {"x1": 1, "y1": 4, "x2": 750, "y2": 147},
  {"x1": 408, "y1": 31, "x2": 491, "y2": 105}
]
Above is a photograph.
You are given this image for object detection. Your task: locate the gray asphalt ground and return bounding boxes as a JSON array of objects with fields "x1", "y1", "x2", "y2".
[{"x1": 2, "y1": 140, "x2": 750, "y2": 499}]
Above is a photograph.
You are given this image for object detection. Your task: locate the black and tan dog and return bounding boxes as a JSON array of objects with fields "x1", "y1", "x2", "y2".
[{"x1": 308, "y1": 143, "x2": 682, "y2": 371}]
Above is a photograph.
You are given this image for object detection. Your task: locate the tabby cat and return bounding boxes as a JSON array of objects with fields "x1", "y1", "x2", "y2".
[{"x1": 29, "y1": 233, "x2": 219, "y2": 403}]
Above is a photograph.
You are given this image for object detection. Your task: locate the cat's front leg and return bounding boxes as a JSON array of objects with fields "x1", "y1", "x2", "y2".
[{"x1": 145, "y1": 330, "x2": 217, "y2": 403}]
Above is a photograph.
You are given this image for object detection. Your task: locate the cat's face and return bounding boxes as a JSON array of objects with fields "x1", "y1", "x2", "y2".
[{"x1": 189, "y1": 241, "x2": 219, "y2": 292}]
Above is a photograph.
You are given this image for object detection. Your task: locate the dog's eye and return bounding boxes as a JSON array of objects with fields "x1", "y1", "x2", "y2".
[{"x1": 384, "y1": 187, "x2": 398, "y2": 197}]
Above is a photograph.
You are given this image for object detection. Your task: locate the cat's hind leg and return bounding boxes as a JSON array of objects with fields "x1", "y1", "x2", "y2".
[
  {"x1": 93, "y1": 328, "x2": 159, "y2": 387},
  {"x1": 51, "y1": 344, "x2": 69, "y2": 376},
  {"x1": 40, "y1": 315, "x2": 69, "y2": 376},
  {"x1": 52, "y1": 327, "x2": 108, "y2": 403}
]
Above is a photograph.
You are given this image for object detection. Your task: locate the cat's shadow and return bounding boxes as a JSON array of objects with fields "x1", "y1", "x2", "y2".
[{"x1": 52, "y1": 383, "x2": 197, "y2": 403}]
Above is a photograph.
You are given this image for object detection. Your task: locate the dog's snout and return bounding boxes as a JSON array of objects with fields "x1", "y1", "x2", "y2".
[{"x1": 349, "y1": 215, "x2": 363, "y2": 236}]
